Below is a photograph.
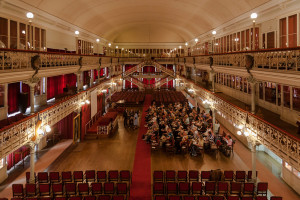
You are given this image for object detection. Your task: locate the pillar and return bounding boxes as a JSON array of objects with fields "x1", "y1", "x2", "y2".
[
  {"x1": 4, "y1": 83, "x2": 7, "y2": 108},
  {"x1": 29, "y1": 84, "x2": 35, "y2": 114},
  {"x1": 29, "y1": 143, "x2": 35, "y2": 183},
  {"x1": 249, "y1": 80, "x2": 256, "y2": 114},
  {"x1": 212, "y1": 108, "x2": 216, "y2": 133},
  {"x1": 251, "y1": 142, "x2": 257, "y2": 183},
  {"x1": 210, "y1": 70, "x2": 215, "y2": 93},
  {"x1": 76, "y1": 73, "x2": 81, "y2": 93},
  {"x1": 90, "y1": 69, "x2": 94, "y2": 86}
]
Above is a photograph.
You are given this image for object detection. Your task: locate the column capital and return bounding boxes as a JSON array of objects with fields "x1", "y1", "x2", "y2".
[
  {"x1": 24, "y1": 77, "x2": 40, "y2": 87},
  {"x1": 247, "y1": 75, "x2": 257, "y2": 85}
]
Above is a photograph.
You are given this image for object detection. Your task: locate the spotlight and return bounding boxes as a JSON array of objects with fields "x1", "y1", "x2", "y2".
[
  {"x1": 85, "y1": 100, "x2": 90, "y2": 104},
  {"x1": 45, "y1": 125, "x2": 51, "y2": 133}
]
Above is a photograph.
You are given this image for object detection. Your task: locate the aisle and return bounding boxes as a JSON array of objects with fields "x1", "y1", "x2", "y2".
[{"x1": 130, "y1": 94, "x2": 152, "y2": 200}]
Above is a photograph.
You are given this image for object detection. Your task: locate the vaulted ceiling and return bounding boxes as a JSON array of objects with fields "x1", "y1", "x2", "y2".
[{"x1": 20, "y1": 0, "x2": 271, "y2": 43}]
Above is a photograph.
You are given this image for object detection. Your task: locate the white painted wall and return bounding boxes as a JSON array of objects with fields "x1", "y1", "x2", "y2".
[
  {"x1": 282, "y1": 164, "x2": 300, "y2": 195},
  {"x1": 46, "y1": 29, "x2": 77, "y2": 51}
]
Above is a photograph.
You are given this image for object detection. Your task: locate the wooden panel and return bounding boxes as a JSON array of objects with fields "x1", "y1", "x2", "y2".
[
  {"x1": 280, "y1": 18, "x2": 287, "y2": 48},
  {"x1": 267, "y1": 32, "x2": 275, "y2": 49},
  {"x1": 288, "y1": 14, "x2": 297, "y2": 47}
]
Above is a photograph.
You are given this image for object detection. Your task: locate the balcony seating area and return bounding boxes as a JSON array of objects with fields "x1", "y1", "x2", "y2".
[
  {"x1": 152, "y1": 170, "x2": 280, "y2": 200},
  {"x1": 11, "y1": 170, "x2": 131, "y2": 200},
  {"x1": 110, "y1": 91, "x2": 145, "y2": 105},
  {"x1": 152, "y1": 91, "x2": 186, "y2": 105}
]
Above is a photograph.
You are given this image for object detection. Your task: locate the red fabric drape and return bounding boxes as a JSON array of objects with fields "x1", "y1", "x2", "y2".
[
  {"x1": 56, "y1": 112, "x2": 74, "y2": 139},
  {"x1": 100, "y1": 68, "x2": 104, "y2": 77},
  {"x1": 64, "y1": 74, "x2": 77, "y2": 88},
  {"x1": 47, "y1": 75, "x2": 65, "y2": 100},
  {"x1": 7, "y1": 146, "x2": 30, "y2": 170},
  {"x1": 106, "y1": 67, "x2": 109, "y2": 77},
  {"x1": 97, "y1": 94, "x2": 103, "y2": 114},
  {"x1": 83, "y1": 71, "x2": 89, "y2": 86},
  {"x1": 143, "y1": 66, "x2": 155, "y2": 73},
  {"x1": 125, "y1": 80, "x2": 131, "y2": 89},
  {"x1": 22, "y1": 83, "x2": 30, "y2": 107},
  {"x1": 8, "y1": 82, "x2": 20, "y2": 114},
  {"x1": 81, "y1": 104, "x2": 91, "y2": 141},
  {"x1": 94, "y1": 69, "x2": 98, "y2": 81}
]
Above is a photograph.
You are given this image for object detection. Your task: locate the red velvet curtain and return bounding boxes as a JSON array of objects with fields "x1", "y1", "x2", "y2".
[
  {"x1": 125, "y1": 80, "x2": 131, "y2": 89},
  {"x1": 168, "y1": 80, "x2": 174, "y2": 88},
  {"x1": 8, "y1": 82, "x2": 20, "y2": 114},
  {"x1": 97, "y1": 94, "x2": 103, "y2": 114},
  {"x1": 7, "y1": 146, "x2": 30, "y2": 170},
  {"x1": 56, "y1": 112, "x2": 74, "y2": 139},
  {"x1": 83, "y1": 71, "x2": 89, "y2": 86},
  {"x1": 100, "y1": 68, "x2": 104, "y2": 77},
  {"x1": 64, "y1": 74, "x2": 77, "y2": 88},
  {"x1": 47, "y1": 75, "x2": 65, "y2": 100},
  {"x1": 106, "y1": 67, "x2": 109, "y2": 77},
  {"x1": 22, "y1": 83, "x2": 30, "y2": 107},
  {"x1": 94, "y1": 69, "x2": 98, "y2": 81},
  {"x1": 81, "y1": 104, "x2": 91, "y2": 141}
]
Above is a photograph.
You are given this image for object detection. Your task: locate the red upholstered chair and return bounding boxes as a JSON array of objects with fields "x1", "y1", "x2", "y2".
[
  {"x1": 178, "y1": 170, "x2": 188, "y2": 182},
  {"x1": 108, "y1": 170, "x2": 119, "y2": 182},
  {"x1": 243, "y1": 182, "x2": 255, "y2": 196},
  {"x1": 39, "y1": 197, "x2": 52, "y2": 200},
  {"x1": 54, "y1": 197, "x2": 67, "y2": 200},
  {"x1": 74, "y1": 171, "x2": 84, "y2": 182},
  {"x1": 217, "y1": 181, "x2": 228, "y2": 195},
  {"x1": 227, "y1": 196, "x2": 240, "y2": 200},
  {"x1": 78, "y1": 183, "x2": 89, "y2": 195},
  {"x1": 224, "y1": 170, "x2": 234, "y2": 181},
  {"x1": 182, "y1": 196, "x2": 195, "y2": 200},
  {"x1": 49, "y1": 172, "x2": 60, "y2": 183},
  {"x1": 256, "y1": 182, "x2": 268, "y2": 196},
  {"x1": 11, "y1": 198, "x2": 23, "y2": 200},
  {"x1": 104, "y1": 182, "x2": 115, "y2": 194},
  {"x1": 256, "y1": 196, "x2": 268, "y2": 200},
  {"x1": 39, "y1": 183, "x2": 51, "y2": 196},
  {"x1": 69, "y1": 197, "x2": 82, "y2": 200},
  {"x1": 97, "y1": 171, "x2": 107, "y2": 182},
  {"x1": 26, "y1": 172, "x2": 36, "y2": 183},
  {"x1": 240, "y1": 197, "x2": 253, "y2": 200},
  {"x1": 153, "y1": 170, "x2": 164, "y2": 182},
  {"x1": 270, "y1": 197, "x2": 282, "y2": 200},
  {"x1": 189, "y1": 170, "x2": 199, "y2": 182},
  {"x1": 98, "y1": 195, "x2": 111, "y2": 200},
  {"x1": 91, "y1": 182, "x2": 102, "y2": 195},
  {"x1": 230, "y1": 182, "x2": 242, "y2": 196},
  {"x1": 178, "y1": 182, "x2": 190, "y2": 195},
  {"x1": 201, "y1": 171, "x2": 211, "y2": 182},
  {"x1": 120, "y1": 170, "x2": 131, "y2": 183},
  {"x1": 38, "y1": 172, "x2": 49, "y2": 183},
  {"x1": 12, "y1": 184, "x2": 24, "y2": 197},
  {"x1": 211, "y1": 196, "x2": 225, "y2": 200},
  {"x1": 24, "y1": 198, "x2": 38, "y2": 200},
  {"x1": 84, "y1": 196, "x2": 97, "y2": 200},
  {"x1": 86, "y1": 170, "x2": 96, "y2": 182},
  {"x1": 197, "y1": 196, "x2": 211, "y2": 200},
  {"x1": 235, "y1": 171, "x2": 246, "y2": 182},
  {"x1": 65, "y1": 182, "x2": 77, "y2": 196},
  {"x1": 52, "y1": 183, "x2": 63, "y2": 197},
  {"x1": 154, "y1": 195, "x2": 167, "y2": 200},
  {"x1": 62, "y1": 171, "x2": 72, "y2": 182},
  {"x1": 191, "y1": 182, "x2": 203, "y2": 195},
  {"x1": 204, "y1": 181, "x2": 216, "y2": 195},
  {"x1": 25, "y1": 183, "x2": 36, "y2": 197},
  {"x1": 111, "y1": 196, "x2": 125, "y2": 200},
  {"x1": 168, "y1": 195, "x2": 181, "y2": 200},
  {"x1": 166, "y1": 170, "x2": 176, "y2": 182},
  {"x1": 247, "y1": 171, "x2": 258, "y2": 182},
  {"x1": 166, "y1": 182, "x2": 178, "y2": 195},
  {"x1": 153, "y1": 182, "x2": 164, "y2": 195},
  {"x1": 116, "y1": 182, "x2": 128, "y2": 195}
]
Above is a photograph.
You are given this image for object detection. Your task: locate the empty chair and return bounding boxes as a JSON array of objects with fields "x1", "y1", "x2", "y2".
[
  {"x1": 256, "y1": 182, "x2": 268, "y2": 196},
  {"x1": 246, "y1": 171, "x2": 258, "y2": 182},
  {"x1": 120, "y1": 170, "x2": 131, "y2": 183},
  {"x1": 108, "y1": 170, "x2": 119, "y2": 182},
  {"x1": 189, "y1": 170, "x2": 199, "y2": 182},
  {"x1": 240, "y1": 197, "x2": 253, "y2": 200},
  {"x1": 38, "y1": 172, "x2": 49, "y2": 183},
  {"x1": 154, "y1": 195, "x2": 167, "y2": 200},
  {"x1": 74, "y1": 171, "x2": 84, "y2": 182},
  {"x1": 62, "y1": 171, "x2": 72, "y2": 182},
  {"x1": 191, "y1": 182, "x2": 203, "y2": 195},
  {"x1": 65, "y1": 182, "x2": 77, "y2": 196},
  {"x1": 197, "y1": 196, "x2": 211, "y2": 200},
  {"x1": 178, "y1": 170, "x2": 188, "y2": 182},
  {"x1": 230, "y1": 182, "x2": 242, "y2": 196},
  {"x1": 69, "y1": 197, "x2": 82, "y2": 200},
  {"x1": 211, "y1": 196, "x2": 225, "y2": 200},
  {"x1": 49, "y1": 172, "x2": 60, "y2": 183},
  {"x1": 98, "y1": 195, "x2": 112, "y2": 200},
  {"x1": 25, "y1": 183, "x2": 36, "y2": 197},
  {"x1": 217, "y1": 181, "x2": 228, "y2": 195},
  {"x1": 166, "y1": 170, "x2": 176, "y2": 182},
  {"x1": 111, "y1": 196, "x2": 125, "y2": 200},
  {"x1": 204, "y1": 181, "x2": 216, "y2": 195},
  {"x1": 166, "y1": 182, "x2": 178, "y2": 195},
  {"x1": 243, "y1": 182, "x2": 255, "y2": 196},
  {"x1": 26, "y1": 172, "x2": 36, "y2": 183},
  {"x1": 270, "y1": 197, "x2": 282, "y2": 200},
  {"x1": 116, "y1": 182, "x2": 128, "y2": 195},
  {"x1": 169, "y1": 196, "x2": 181, "y2": 200},
  {"x1": 227, "y1": 196, "x2": 240, "y2": 200},
  {"x1": 78, "y1": 183, "x2": 89, "y2": 195},
  {"x1": 86, "y1": 170, "x2": 96, "y2": 182},
  {"x1": 84, "y1": 196, "x2": 97, "y2": 200},
  {"x1": 153, "y1": 171, "x2": 164, "y2": 182},
  {"x1": 178, "y1": 182, "x2": 190, "y2": 195},
  {"x1": 52, "y1": 183, "x2": 63, "y2": 197},
  {"x1": 54, "y1": 197, "x2": 67, "y2": 200},
  {"x1": 91, "y1": 182, "x2": 102, "y2": 195},
  {"x1": 12, "y1": 184, "x2": 24, "y2": 197},
  {"x1": 153, "y1": 182, "x2": 164, "y2": 195},
  {"x1": 104, "y1": 182, "x2": 115, "y2": 194},
  {"x1": 97, "y1": 171, "x2": 107, "y2": 182},
  {"x1": 224, "y1": 170, "x2": 234, "y2": 181},
  {"x1": 182, "y1": 196, "x2": 195, "y2": 200},
  {"x1": 256, "y1": 196, "x2": 267, "y2": 200},
  {"x1": 235, "y1": 171, "x2": 246, "y2": 182},
  {"x1": 201, "y1": 171, "x2": 211, "y2": 182},
  {"x1": 39, "y1": 183, "x2": 51, "y2": 196}
]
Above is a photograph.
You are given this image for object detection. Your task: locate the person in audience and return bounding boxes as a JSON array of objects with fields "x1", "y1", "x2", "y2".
[{"x1": 134, "y1": 111, "x2": 139, "y2": 128}]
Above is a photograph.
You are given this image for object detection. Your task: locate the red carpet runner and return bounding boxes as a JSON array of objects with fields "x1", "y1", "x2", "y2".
[{"x1": 130, "y1": 94, "x2": 152, "y2": 200}]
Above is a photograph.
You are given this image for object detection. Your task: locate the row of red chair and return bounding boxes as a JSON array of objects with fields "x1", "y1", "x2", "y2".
[
  {"x1": 111, "y1": 91, "x2": 145, "y2": 103},
  {"x1": 153, "y1": 181, "x2": 267, "y2": 197},
  {"x1": 25, "y1": 170, "x2": 131, "y2": 184},
  {"x1": 153, "y1": 170, "x2": 257, "y2": 182},
  {"x1": 10, "y1": 195, "x2": 126, "y2": 200},
  {"x1": 12, "y1": 182, "x2": 129, "y2": 198},
  {"x1": 153, "y1": 195, "x2": 282, "y2": 200}
]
